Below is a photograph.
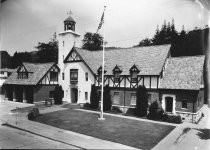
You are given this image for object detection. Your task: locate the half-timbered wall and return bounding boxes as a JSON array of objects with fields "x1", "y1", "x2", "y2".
[
  {"x1": 38, "y1": 66, "x2": 59, "y2": 85},
  {"x1": 95, "y1": 75, "x2": 159, "y2": 89}
]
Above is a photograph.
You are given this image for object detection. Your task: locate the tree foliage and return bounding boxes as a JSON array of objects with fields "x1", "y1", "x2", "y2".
[
  {"x1": 54, "y1": 85, "x2": 63, "y2": 105},
  {"x1": 82, "y1": 32, "x2": 103, "y2": 51},
  {"x1": 135, "y1": 85, "x2": 148, "y2": 117},
  {"x1": 90, "y1": 84, "x2": 100, "y2": 109},
  {"x1": 103, "y1": 85, "x2": 112, "y2": 111}
]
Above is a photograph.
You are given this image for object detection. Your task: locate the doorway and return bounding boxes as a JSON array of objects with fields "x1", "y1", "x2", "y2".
[
  {"x1": 165, "y1": 97, "x2": 173, "y2": 112},
  {"x1": 71, "y1": 88, "x2": 78, "y2": 103}
]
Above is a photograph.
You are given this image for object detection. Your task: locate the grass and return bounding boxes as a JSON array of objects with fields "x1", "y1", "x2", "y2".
[{"x1": 34, "y1": 109, "x2": 175, "y2": 149}]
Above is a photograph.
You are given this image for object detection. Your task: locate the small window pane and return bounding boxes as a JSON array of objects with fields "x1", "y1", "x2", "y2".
[
  {"x1": 85, "y1": 92, "x2": 88, "y2": 101},
  {"x1": 130, "y1": 93, "x2": 136, "y2": 106},
  {"x1": 182, "y1": 100, "x2": 187, "y2": 109},
  {"x1": 113, "y1": 92, "x2": 120, "y2": 105},
  {"x1": 85, "y1": 72, "x2": 88, "y2": 81}
]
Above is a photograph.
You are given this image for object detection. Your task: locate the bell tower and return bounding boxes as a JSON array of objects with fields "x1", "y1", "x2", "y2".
[{"x1": 58, "y1": 11, "x2": 80, "y2": 83}]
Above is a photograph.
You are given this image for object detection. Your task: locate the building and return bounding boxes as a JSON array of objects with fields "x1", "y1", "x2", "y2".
[
  {"x1": 0, "y1": 68, "x2": 14, "y2": 95},
  {"x1": 159, "y1": 56, "x2": 205, "y2": 123},
  {"x1": 3, "y1": 62, "x2": 59, "y2": 103},
  {"x1": 59, "y1": 15, "x2": 205, "y2": 123}
]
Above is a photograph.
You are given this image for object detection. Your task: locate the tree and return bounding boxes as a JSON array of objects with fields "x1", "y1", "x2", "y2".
[
  {"x1": 54, "y1": 85, "x2": 63, "y2": 105},
  {"x1": 35, "y1": 32, "x2": 58, "y2": 63},
  {"x1": 103, "y1": 85, "x2": 111, "y2": 111},
  {"x1": 82, "y1": 32, "x2": 103, "y2": 51},
  {"x1": 90, "y1": 84, "x2": 99, "y2": 109},
  {"x1": 137, "y1": 38, "x2": 152, "y2": 47},
  {"x1": 135, "y1": 85, "x2": 148, "y2": 117}
]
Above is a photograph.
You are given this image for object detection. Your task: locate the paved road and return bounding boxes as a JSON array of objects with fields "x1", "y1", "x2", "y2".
[{"x1": 0, "y1": 125, "x2": 80, "y2": 149}]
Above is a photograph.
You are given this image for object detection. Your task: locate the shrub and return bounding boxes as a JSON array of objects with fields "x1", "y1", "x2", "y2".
[
  {"x1": 162, "y1": 114, "x2": 182, "y2": 124},
  {"x1": 83, "y1": 103, "x2": 91, "y2": 109},
  {"x1": 111, "y1": 106, "x2": 123, "y2": 114},
  {"x1": 136, "y1": 85, "x2": 148, "y2": 117},
  {"x1": 90, "y1": 84, "x2": 99, "y2": 109},
  {"x1": 27, "y1": 108, "x2": 40, "y2": 120},
  {"x1": 103, "y1": 85, "x2": 112, "y2": 111},
  {"x1": 54, "y1": 85, "x2": 63, "y2": 105},
  {"x1": 126, "y1": 108, "x2": 136, "y2": 116},
  {"x1": 147, "y1": 101, "x2": 160, "y2": 120}
]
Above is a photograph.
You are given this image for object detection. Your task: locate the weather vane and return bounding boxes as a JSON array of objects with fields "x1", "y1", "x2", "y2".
[{"x1": 67, "y1": 10, "x2": 73, "y2": 16}]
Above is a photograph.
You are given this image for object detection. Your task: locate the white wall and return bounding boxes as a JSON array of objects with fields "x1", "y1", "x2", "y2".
[{"x1": 60, "y1": 62, "x2": 95, "y2": 103}]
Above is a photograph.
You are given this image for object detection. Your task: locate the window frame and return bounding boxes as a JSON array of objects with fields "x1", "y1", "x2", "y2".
[
  {"x1": 181, "y1": 100, "x2": 187, "y2": 109},
  {"x1": 70, "y1": 69, "x2": 78, "y2": 84},
  {"x1": 50, "y1": 71, "x2": 58, "y2": 82},
  {"x1": 85, "y1": 92, "x2": 88, "y2": 101},
  {"x1": 85, "y1": 72, "x2": 88, "y2": 81}
]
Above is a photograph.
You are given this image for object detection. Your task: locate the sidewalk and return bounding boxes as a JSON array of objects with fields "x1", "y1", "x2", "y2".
[
  {"x1": 0, "y1": 100, "x2": 138, "y2": 149},
  {"x1": 152, "y1": 105, "x2": 210, "y2": 150}
]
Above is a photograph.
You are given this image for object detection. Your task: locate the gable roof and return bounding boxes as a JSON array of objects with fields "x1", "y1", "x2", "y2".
[
  {"x1": 72, "y1": 44, "x2": 170, "y2": 75},
  {"x1": 159, "y1": 56, "x2": 205, "y2": 90},
  {"x1": 4, "y1": 62, "x2": 57, "y2": 85}
]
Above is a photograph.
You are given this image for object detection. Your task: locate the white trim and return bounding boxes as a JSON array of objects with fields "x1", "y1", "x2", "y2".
[{"x1": 162, "y1": 94, "x2": 176, "y2": 114}]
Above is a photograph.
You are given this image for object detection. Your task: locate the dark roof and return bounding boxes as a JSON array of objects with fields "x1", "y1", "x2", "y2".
[
  {"x1": 4, "y1": 62, "x2": 56, "y2": 85},
  {"x1": 73, "y1": 45, "x2": 170, "y2": 75},
  {"x1": 159, "y1": 56, "x2": 205, "y2": 90},
  {"x1": 64, "y1": 16, "x2": 75, "y2": 23}
]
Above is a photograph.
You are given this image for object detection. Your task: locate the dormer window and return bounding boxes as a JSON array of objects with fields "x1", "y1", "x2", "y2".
[
  {"x1": 50, "y1": 71, "x2": 58, "y2": 81},
  {"x1": 130, "y1": 64, "x2": 140, "y2": 83},
  {"x1": 18, "y1": 72, "x2": 28, "y2": 79},
  {"x1": 17, "y1": 65, "x2": 29, "y2": 79},
  {"x1": 97, "y1": 66, "x2": 106, "y2": 83},
  {"x1": 113, "y1": 65, "x2": 122, "y2": 83}
]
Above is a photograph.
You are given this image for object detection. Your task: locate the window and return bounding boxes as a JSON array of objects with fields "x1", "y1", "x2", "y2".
[
  {"x1": 113, "y1": 92, "x2": 120, "y2": 105},
  {"x1": 17, "y1": 72, "x2": 28, "y2": 79},
  {"x1": 63, "y1": 41, "x2": 65, "y2": 47},
  {"x1": 130, "y1": 93, "x2": 136, "y2": 106},
  {"x1": 85, "y1": 72, "x2": 88, "y2": 81},
  {"x1": 85, "y1": 92, "x2": 88, "y2": 101},
  {"x1": 98, "y1": 72, "x2": 102, "y2": 82},
  {"x1": 182, "y1": 100, "x2": 187, "y2": 109},
  {"x1": 62, "y1": 73, "x2": 65, "y2": 80},
  {"x1": 70, "y1": 69, "x2": 78, "y2": 83},
  {"x1": 50, "y1": 71, "x2": 58, "y2": 81},
  {"x1": 148, "y1": 93, "x2": 152, "y2": 105},
  {"x1": 114, "y1": 72, "x2": 120, "y2": 83},
  {"x1": 131, "y1": 72, "x2": 138, "y2": 82}
]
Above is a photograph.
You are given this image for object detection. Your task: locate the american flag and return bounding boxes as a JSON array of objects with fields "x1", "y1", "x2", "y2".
[{"x1": 96, "y1": 6, "x2": 106, "y2": 33}]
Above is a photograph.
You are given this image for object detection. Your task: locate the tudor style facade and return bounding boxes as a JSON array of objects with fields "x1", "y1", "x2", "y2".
[
  {"x1": 4, "y1": 62, "x2": 59, "y2": 103},
  {"x1": 58, "y1": 15, "x2": 205, "y2": 123}
]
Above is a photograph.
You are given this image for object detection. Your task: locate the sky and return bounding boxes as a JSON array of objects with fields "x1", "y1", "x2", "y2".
[{"x1": 0, "y1": 0, "x2": 209, "y2": 55}]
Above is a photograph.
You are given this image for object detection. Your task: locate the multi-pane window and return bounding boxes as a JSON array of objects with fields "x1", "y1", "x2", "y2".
[
  {"x1": 85, "y1": 92, "x2": 88, "y2": 101},
  {"x1": 130, "y1": 93, "x2": 136, "y2": 106},
  {"x1": 70, "y1": 69, "x2": 78, "y2": 83},
  {"x1": 50, "y1": 71, "x2": 58, "y2": 81},
  {"x1": 98, "y1": 72, "x2": 102, "y2": 82},
  {"x1": 182, "y1": 100, "x2": 187, "y2": 109},
  {"x1": 62, "y1": 73, "x2": 65, "y2": 80},
  {"x1": 17, "y1": 72, "x2": 28, "y2": 79},
  {"x1": 131, "y1": 72, "x2": 138, "y2": 82},
  {"x1": 85, "y1": 72, "x2": 88, "y2": 81},
  {"x1": 114, "y1": 72, "x2": 120, "y2": 83},
  {"x1": 113, "y1": 92, "x2": 120, "y2": 105}
]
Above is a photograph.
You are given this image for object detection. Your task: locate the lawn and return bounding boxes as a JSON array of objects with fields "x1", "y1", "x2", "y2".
[{"x1": 33, "y1": 109, "x2": 175, "y2": 149}]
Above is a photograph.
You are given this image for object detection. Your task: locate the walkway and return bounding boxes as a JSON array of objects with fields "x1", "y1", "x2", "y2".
[{"x1": 0, "y1": 100, "x2": 138, "y2": 149}]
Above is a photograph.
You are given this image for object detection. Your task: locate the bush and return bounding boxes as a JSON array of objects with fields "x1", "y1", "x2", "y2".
[
  {"x1": 125, "y1": 108, "x2": 136, "y2": 116},
  {"x1": 83, "y1": 103, "x2": 91, "y2": 109},
  {"x1": 147, "y1": 101, "x2": 163, "y2": 120},
  {"x1": 90, "y1": 84, "x2": 99, "y2": 109},
  {"x1": 103, "y1": 85, "x2": 112, "y2": 111},
  {"x1": 27, "y1": 108, "x2": 40, "y2": 120},
  {"x1": 54, "y1": 85, "x2": 63, "y2": 105},
  {"x1": 136, "y1": 85, "x2": 148, "y2": 117},
  {"x1": 110, "y1": 106, "x2": 123, "y2": 114},
  {"x1": 162, "y1": 114, "x2": 182, "y2": 124}
]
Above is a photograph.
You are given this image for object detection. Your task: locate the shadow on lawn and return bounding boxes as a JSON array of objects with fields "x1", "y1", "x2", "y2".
[{"x1": 196, "y1": 128, "x2": 210, "y2": 140}]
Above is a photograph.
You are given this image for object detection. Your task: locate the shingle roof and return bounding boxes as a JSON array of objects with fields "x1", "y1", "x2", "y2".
[
  {"x1": 74, "y1": 44, "x2": 170, "y2": 75},
  {"x1": 64, "y1": 16, "x2": 75, "y2": 23},
  {"x1": 4, "y1": 62, "x2": 56, "y2": 85},
  {"x1": 159, "y1": 56, "x2": 205, "y2": 90}
]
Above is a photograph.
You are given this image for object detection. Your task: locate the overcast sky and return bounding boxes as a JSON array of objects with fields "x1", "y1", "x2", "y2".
[{"x1": 0, "y1": 0, "x2": 209, "y2": 55}]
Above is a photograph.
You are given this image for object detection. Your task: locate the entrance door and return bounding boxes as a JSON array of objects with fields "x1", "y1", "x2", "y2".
[
  {"x1": 71, "y1": 88, "x2": 78, "y2": 103},
  {"x1": 165, "y1": 97, "x2": 173, "y2": 112}
]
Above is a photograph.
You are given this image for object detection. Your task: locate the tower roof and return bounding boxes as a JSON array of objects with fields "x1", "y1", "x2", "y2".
[{"x1": 64, "y1": 16, "x2": 75, "y2": 23}]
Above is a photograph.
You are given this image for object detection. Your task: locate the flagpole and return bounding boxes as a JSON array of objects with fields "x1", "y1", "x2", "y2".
[{"x1": 99, "y1": 6, "x2": 106, "y2": 121}]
